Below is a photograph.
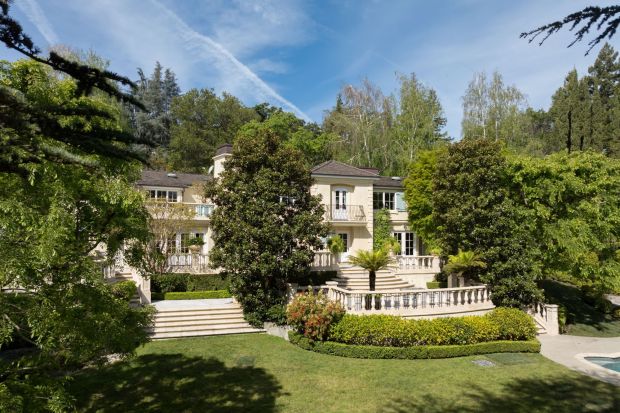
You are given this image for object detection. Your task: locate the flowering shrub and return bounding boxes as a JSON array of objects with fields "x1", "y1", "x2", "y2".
[{"x1": 286, "y1": 290, "x2": 345, "y2": 341}]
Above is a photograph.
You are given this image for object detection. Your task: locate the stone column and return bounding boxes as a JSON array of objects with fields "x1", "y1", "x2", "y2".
[{"x1": 544, "y1": 304, "x2": 560, "y2": 336}]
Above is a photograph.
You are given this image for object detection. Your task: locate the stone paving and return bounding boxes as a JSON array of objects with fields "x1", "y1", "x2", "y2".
[{"x1": 538, "y1": 334, "x2": 620, "y2": 386}]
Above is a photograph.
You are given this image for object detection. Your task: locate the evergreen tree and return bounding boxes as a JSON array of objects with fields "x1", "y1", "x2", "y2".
[
  {"x1": 205, "y1": 124, "x2": 329, "y2": 326},
  {"x1": 130, "y1": 62, "x2": 180, "y2": 148}
]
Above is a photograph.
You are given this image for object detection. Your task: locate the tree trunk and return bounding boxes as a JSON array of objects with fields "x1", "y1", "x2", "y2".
[{"x1": 369, "y1": 270, "x2": 376, "y2": 291}]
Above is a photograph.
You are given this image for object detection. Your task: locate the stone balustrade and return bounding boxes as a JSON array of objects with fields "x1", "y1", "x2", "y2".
[
  {"x1": 167, "y1": 253, "x2": 210, "y2": 274},
  {"x1": 313, "y1": 251, "x2": 337, "y2": 269},
  {"x1": 396, "y1": 255, "x2": 441, "y2": 272},
  {"x1": 529, "y1": 302, "x2": 560, "y2": 335},
  {"x1": 323, "y1": 282, "x2": 494, "y2": 317}
]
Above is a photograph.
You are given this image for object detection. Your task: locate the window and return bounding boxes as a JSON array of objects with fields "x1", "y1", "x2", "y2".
[
  {"x1": 393, "y1": 232, "x2": 416, "y2": 255},
  {"x1": 147, "y1": 189, "x2": 179, "y2": 202},
  {"x1": 179, "y1": 232, "x2": 204, "y2": 254},
  {"x1": 374, "y1": 192, "x2": 395, "y2": 210},
  {"x1": 334, "y1": 190, "x2": 347, "y2": 209}
]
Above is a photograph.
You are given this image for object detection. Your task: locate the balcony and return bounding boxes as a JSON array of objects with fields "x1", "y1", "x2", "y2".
[
  {"x1": 326, "y1": 205, "x2": 366, "y2": 222},
  {"x1": 186, "y1": 203, "x2": 214, "y2": 219}
]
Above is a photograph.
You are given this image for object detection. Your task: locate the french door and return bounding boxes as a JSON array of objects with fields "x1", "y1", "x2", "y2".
[{"x1": 332, "y1": 188, "x2": 348, "y2": 220}]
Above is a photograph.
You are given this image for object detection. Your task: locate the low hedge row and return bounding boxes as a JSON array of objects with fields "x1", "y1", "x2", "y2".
[
  {"x1": 151, "y1": 290, "x2": 232, "y2": 300},
  {"x1": 294, "y1": 271, "x2": 338, "y2": 287},
  {"x1": 329, "y1": 308, "x2": 536, "y2": 347},
  {"x1": 289, "y1": 331, "x2": 540, "y2": 359},
  {"x1": 426, "y1": 281, "x2": 447, "y2": 289},
  {"x1": 151, "y1": 273, "x2": 230, "y2": 293}
]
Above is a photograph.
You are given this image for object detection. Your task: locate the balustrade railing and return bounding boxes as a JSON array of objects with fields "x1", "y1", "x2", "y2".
[
  {"x1": 167, "y1": 253, "x2": 210, "y2": 273},
  {"x1": 184, "y1": 203, "x2": 214, "y2": 218},
  {"x1": 529, "y1": 302, "x2": 560, "y2": 335},
  {"x1": 325, "y1": 283, "x2": 493, "y2": 315},
  {"x1": 313, "y1": 251, "x2": 337, "y2": 269},
  {"x1": 396, "y1": 255, "x2": 440, "y2": 271},
  {"x1": 327, "y1": 205, "x2": 366, "y2": 222}
]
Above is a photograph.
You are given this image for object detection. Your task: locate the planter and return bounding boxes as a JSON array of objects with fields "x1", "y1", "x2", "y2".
[{"x1": 188, "y1": 244, "x2": 202, "y2": 254}]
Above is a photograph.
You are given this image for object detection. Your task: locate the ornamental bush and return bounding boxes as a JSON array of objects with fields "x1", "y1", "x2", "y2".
[
  {"x1": 485, "y1": 307, "x2": 537, "y2": 340},
  {"x1": 286, "y1": 290, "x2": 345, "y2": 340},
  {"x1": 110, "y1": 280, "x2": 137, "y2": 302},
  {"x1": 151, "y1": 273, "x2": 230, "y2": 293},
  {"x1": 329, "y1": 308, "x2": 534, "y2": 347}
]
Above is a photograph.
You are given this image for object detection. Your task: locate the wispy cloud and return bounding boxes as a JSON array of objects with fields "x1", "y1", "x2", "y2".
[
  {"x1": 148, "y1": 0, "x2": 310, "y2": 120},
  {"x1": 16, "y1": 0, "x2": 59, "y2": 45}
]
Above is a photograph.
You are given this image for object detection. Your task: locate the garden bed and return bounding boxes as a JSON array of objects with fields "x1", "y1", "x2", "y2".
[{"x1": 289, "y1": 331, "x2": 540, "y2": 359}]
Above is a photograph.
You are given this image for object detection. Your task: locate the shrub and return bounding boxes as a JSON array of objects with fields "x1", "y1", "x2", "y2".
[
  {"x1": 426, "y1": 281, "x2": 447, "y2": 289},
  {"x1": 265, "y1": 304, "x2": 288, "y2": 326},
  {"x1": 485, "y1": 307, "x2": 537, "y2": 340},
  {"x1": 151, "y1": 273, "x2": 230, "y2": 293},
  {"x1": 613, "y1": 307, "x2": 620, "y2": 320},
  {"x1": 286, "y1": 290, "x2": 345, "y2": 340},
  {"x1": 151, "y1": 290, "x2": 232, "y2": 300},
  {"x1": 329, "y1": 309, "x2": 534, "y2": 347},
  {"x1": 294, "y1": 271, "x2": 338, "y2": 287},
  {"x1": 289, "y1": 332, "x2": 540, "y2": 359},
  {"x1": 110, "y1": 280, "x2": 137, "y2": 302}
]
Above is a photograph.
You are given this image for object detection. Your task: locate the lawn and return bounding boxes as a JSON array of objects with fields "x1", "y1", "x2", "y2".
[
  {"x1": 540, "y1": 280, "x2": 620, "y2": 337},
  {"x1": 70, "y1": 334, "x2": 619, "y2": 413}
]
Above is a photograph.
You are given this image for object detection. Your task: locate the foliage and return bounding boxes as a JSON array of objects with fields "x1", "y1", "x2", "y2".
[
  {"x1": 293, "y1": 270, "x2": 338, "y2": 287},
  {"x1": 168, "y1": 89, "x2": 259, "y2": 173},
  {"x1": 372, "y1": 208, "x2": 392, "y2": 251},
  {"x1": 289, "y1": 331, "x2": 541, "y2": 360},
  {"x1": 426, "y1": 281, "x2": 448, "y2": 289},
  {"x1": 403, "y1": 147, "x2": 446, "y2": 251},
  {"x1": 286, "y1": 290, "x2": 345, "y2": 341},
  {"x1": 521, "y1": 5, "x2": 620, "y2": 55},
  {"x1": 329, "y1": 310, "x2": 535, "y2": 347},
  {"x1": 461, "y1": 71, "x2": 529, "y2": 147},
  {"x1": 509, "y1": 151, "x2": 620, "y2": 292},
  {"x1": 151, "y1": 290, "x2": 232, "y2": 300},
  {"x1": 485, "y1": 308, "x2": 538, "y2": 341},
  {"x1": 323, "y1": 74, "x2": 448, "y2": 176},
  {"x1": 326, "y1": 235, "x2": 346, "y2": 255},
  {"x1": 443, "y1": 250, "x2": 487, "y2": 280},
  {"x1": 110, "y1": 281, "x2": 138, "y2": 302},
  {"x1": 129, "y1": 62, "x2": 180, "y2": 148},
  {"x1": 347, "y1": 248, "x2": 394, "y2": 291},
  {"x1": 150, "y1": 273, "x2": 230, "y2": 293},
  {"x1": 205, "y1": 124, "x2": 329, "y2": 326},
  {"x1": 433, "y1": 139, "x2": 542, "y2": 307}
]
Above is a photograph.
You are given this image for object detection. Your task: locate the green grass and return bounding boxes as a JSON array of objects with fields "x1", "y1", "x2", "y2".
[
  {"x1": 70, "y1": 334, "x2": 619, "y2": 413},
  {"x1": 540, "y1": 280, "x2": 620, "y2": 337}
]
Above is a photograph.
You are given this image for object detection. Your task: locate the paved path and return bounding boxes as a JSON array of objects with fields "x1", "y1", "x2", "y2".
[
  {"x1": 151, "y1": 298, "x2": 235, "y2": 310},
  {"x1": 538, "y1": 334, "x2": 620, "y2": 386}
]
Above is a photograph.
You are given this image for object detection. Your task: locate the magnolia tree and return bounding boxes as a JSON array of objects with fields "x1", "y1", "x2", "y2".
[{"x1": 205, "y1": 123, "x2": 330, "y2": 326}]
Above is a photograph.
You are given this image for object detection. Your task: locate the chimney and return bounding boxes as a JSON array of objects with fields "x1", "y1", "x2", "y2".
[{"x1": 213, "y1": 143, "x2": 233, "y2": 178}]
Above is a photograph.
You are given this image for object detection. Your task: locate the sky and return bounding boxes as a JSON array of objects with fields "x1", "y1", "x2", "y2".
[{"x1": 4, "y1": 0, "x2": 620, "y2": 138}]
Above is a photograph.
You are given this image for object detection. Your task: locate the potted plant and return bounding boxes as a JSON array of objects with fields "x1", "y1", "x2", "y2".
[
  {"x1": 326, "y1": 235, "x2": 346, "y2": 263},
  {"x1": 383, "y1": 238, "x2": 401, "y2": 257},
  {"x1": 187, "y1": 236, "x2": 204, "y2": 254},
  {"x1": 443, "y1": 249, "x2": 486, "y2": 287}
]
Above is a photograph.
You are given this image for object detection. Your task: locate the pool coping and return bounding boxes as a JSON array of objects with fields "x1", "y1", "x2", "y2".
[{"x1": 576, "y1": 352, "x2": 620, "y2": 381}]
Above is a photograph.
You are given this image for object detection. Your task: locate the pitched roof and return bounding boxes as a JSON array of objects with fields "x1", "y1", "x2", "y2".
[
  {"x1": 373, "y1": 176, "x2": 404, "y2": 189},
  {"x1": 311, "y1": 160, "x2": 380, "y2": 178},
  {"x1": 136, "y1": 170, "x2": 211, "y2": 188},
  {"x1": 215, "y1": 143, "x2": 233, "y2": 156}
]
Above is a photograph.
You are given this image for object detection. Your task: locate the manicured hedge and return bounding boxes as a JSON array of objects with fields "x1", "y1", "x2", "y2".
[
  {"x1": 426, "y1": 281, "x2": 448, "y2": 289},
  {"x1": 151, "y1": 273, "x2": 230, "y2": 293},
  {"x1": 289, "y1": 332, "x2": 540, "y2": 359},
  {"x1": 329, "y1": 308, "x2": 536, "y2": 347},
  {"x1": 294, "y1": 271, "x2": 338, "y2": 287},
  {"x1": 151, "y1": 290, "x2": 232, "y2": 300}
]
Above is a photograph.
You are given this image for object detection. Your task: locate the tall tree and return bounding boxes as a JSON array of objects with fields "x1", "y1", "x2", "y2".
[
  {"x1": 204, "y1": 121, "x2": 329, "y2": 326},
  {"x1": 461, "y1": 71, "x2": 528, "y2": 147},
  {"x1": 168, "y1": 89, "x2": 259, "y2": 172},
  {"x1": 130, "y1": 62, "x2": 180, "y2": 148}
]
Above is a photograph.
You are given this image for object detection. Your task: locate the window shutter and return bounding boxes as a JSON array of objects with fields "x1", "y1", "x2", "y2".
[{"x1": 395, "y1": 192, "x2": 406, "y2": 211}]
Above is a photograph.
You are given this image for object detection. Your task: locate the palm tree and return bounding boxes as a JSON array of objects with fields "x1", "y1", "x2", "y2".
[
  {"x1": 347, "y1": 248, "x2": 393, "y2": 291},
  {"x1": 443, "y1": 250, "x2": 486, "y2": 287}
]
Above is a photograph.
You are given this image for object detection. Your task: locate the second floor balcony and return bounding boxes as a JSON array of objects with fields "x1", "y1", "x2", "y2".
[{"x1": 326, "y1": 204, "x2": 366, "y2": 222}]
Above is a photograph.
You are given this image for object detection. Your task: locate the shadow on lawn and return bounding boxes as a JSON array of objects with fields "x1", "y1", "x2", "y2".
[
  {"x1": 72, "y1": 353, "x2": 284, "y2": 413},
  {"x1": 379, "y1": 375, "x2": 620, "y2": 413}
]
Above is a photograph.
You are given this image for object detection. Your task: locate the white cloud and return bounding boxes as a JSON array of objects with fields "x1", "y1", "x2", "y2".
[
  {"x1": 15, "y1": 0, "x2": 59, "y2": 45},
  {"x1": 250, "y1": 58, "x2": 289, "y2": 75}
]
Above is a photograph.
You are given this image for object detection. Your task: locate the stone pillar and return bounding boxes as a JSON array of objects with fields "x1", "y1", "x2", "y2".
[
  {"x1": 544, "y1": 304, "x2": 560, "y2": 336},
  {"x1": 325, "y1": 281, "x2": 339, "y2": 300},
  {"x1": 447, "y1": 274, "x2": 458, "y2": 288}
]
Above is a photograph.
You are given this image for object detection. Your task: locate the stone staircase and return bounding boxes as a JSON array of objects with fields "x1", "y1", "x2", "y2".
[
  {"x1": 333, "y1": 267, "x2": 417, "y2": 291},
  {"x1": 149, "y1": 300, "x2": 263, "y2": 339}
]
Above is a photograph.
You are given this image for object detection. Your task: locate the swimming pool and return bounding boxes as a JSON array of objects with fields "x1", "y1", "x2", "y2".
[{"x1": 584, "y1": 356, "x2": 620, "y2": 373}]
